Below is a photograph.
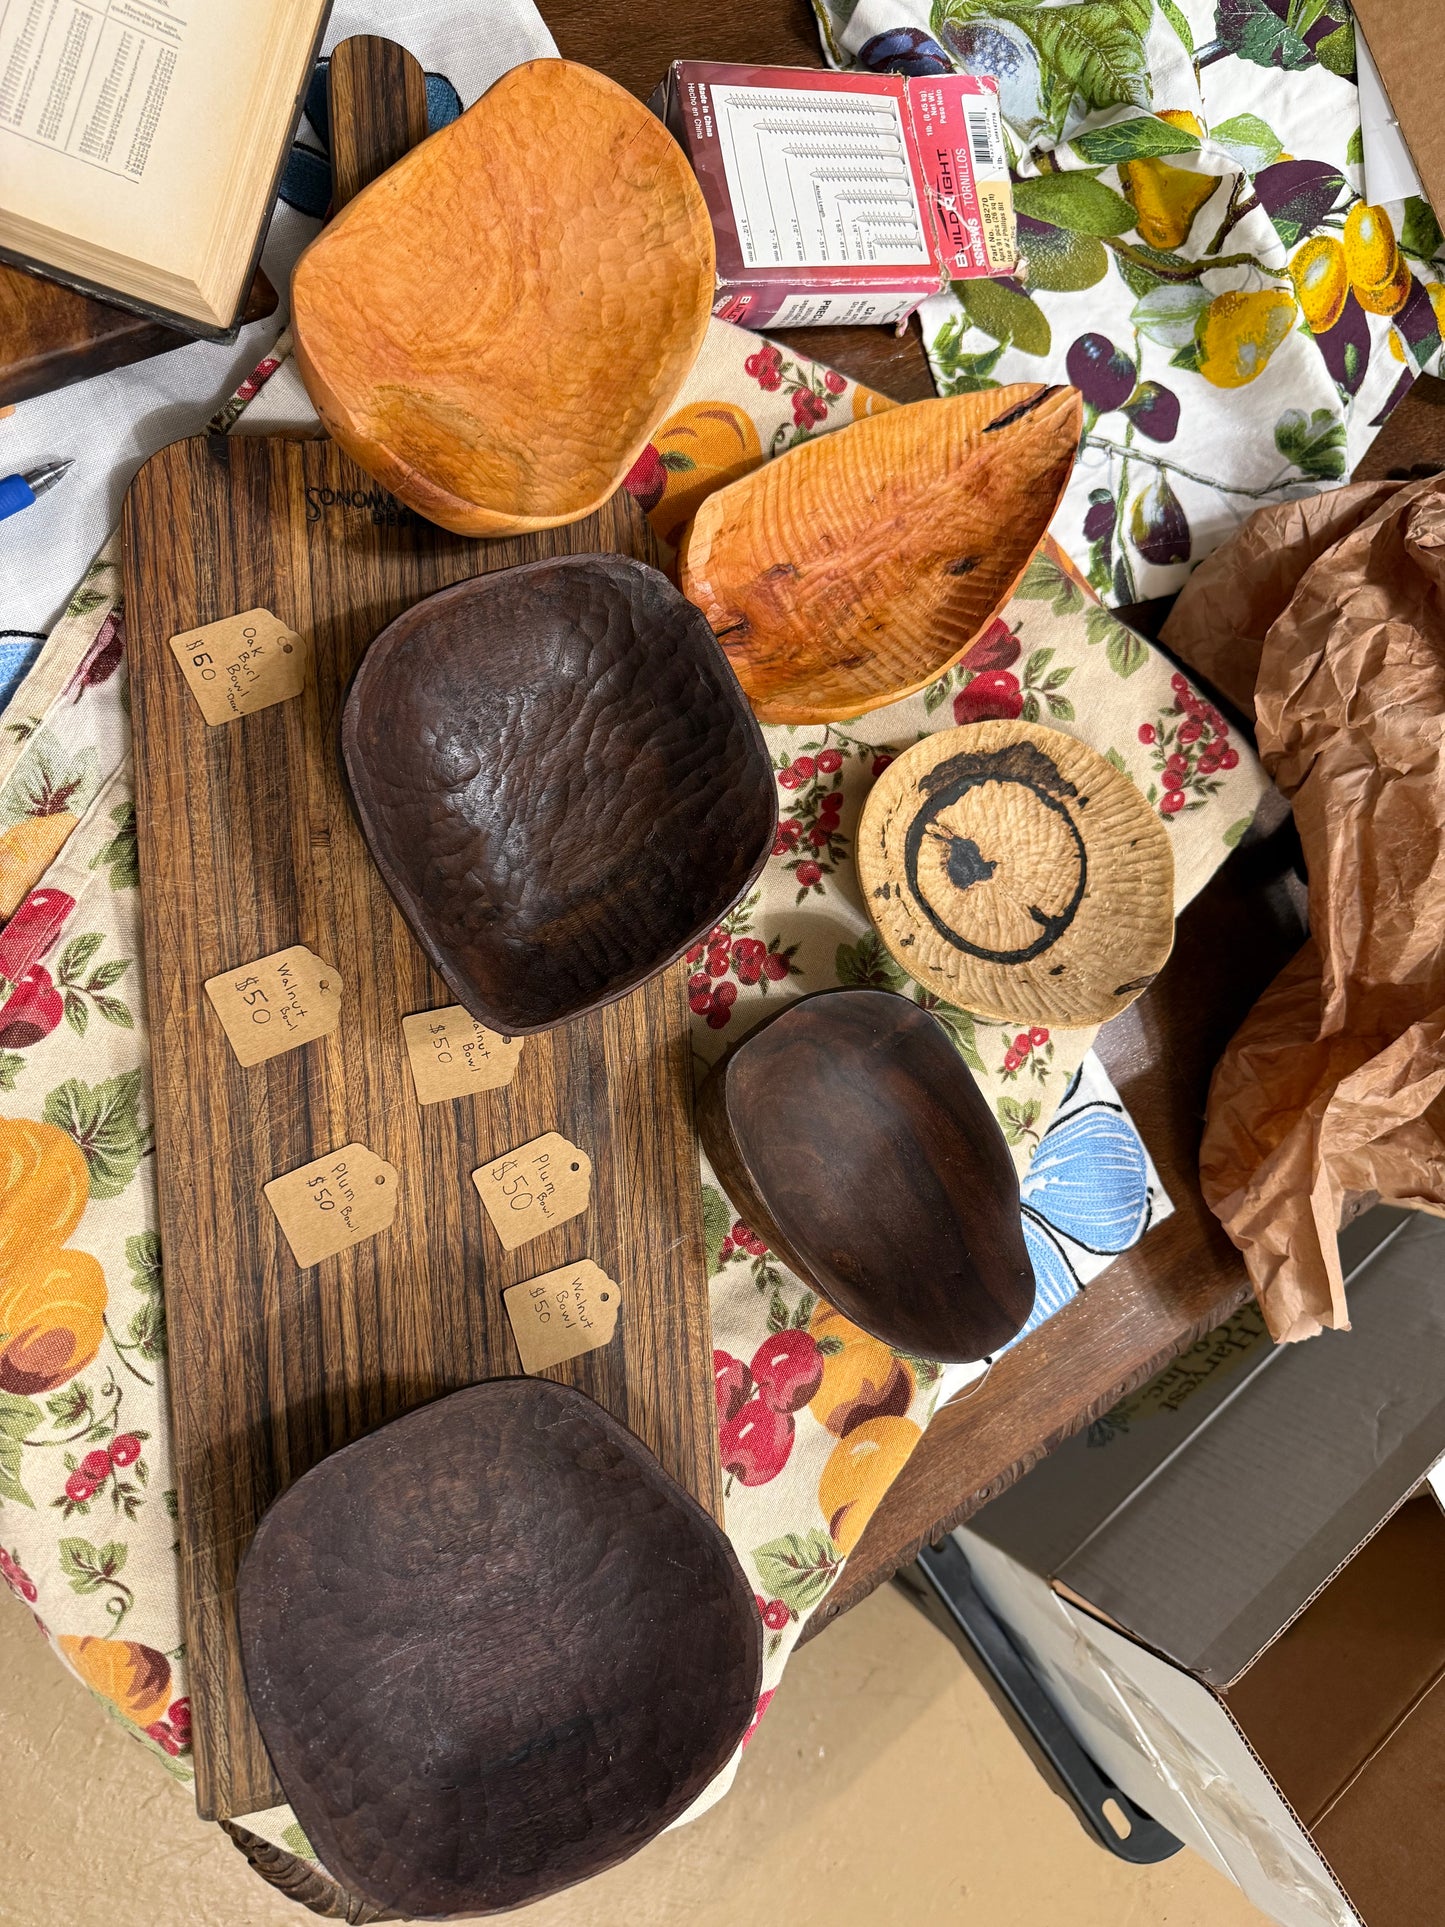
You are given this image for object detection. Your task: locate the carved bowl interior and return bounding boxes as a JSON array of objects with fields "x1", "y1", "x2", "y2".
[
  {"x1": 290, "y1": 58, "x2": 715, "y2": 537},
  {"x1": 342, "y1": 554, "x2": 776, "y2": 1032},
  {"x1": 237, "y1": 1378, "x2": 763, "y2": 1918},
  {"x1": 698, "y1": 988, "x2": 1036, "y2": 1361}
]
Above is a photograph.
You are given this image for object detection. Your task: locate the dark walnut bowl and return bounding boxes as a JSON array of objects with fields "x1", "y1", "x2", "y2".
[
  {"x1": 697, "y1": 989, "x2": 1035, "y2": 1362},
  {"x1": 237, "y1": 1379, "x2": 762, "y2": 1918},
  {"x1": 342, "y1": 555, "x2": 776, "y2": 1033}
]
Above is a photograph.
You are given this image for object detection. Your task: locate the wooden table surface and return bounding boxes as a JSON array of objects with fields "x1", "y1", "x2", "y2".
[{"x1": 538, "y1": 0, "x2": 1333, "y2": 1629}]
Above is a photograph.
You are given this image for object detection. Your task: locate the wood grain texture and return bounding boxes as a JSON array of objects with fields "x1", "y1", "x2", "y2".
[
  {"x1": 342, "y1": 556, "x2": 774, "y2": 1033},
  {"x1": 123, "y1": 441, "x2": 722, "y2": 1822},
  {"x1": 328, "y1": 37, "x2": 429, "y2": 212},
  {"x1": 291, "y1": 59, "x2": 715, "y2": 536},
  {"x1": 0, "y1": 266, "x2": 276, "y2": 408},
  {"x1": 857, "y1": 721, "x2": 1176, "y2": 1028},
  {"x1": 698, "y1": 990, "x2": 1032, "y2": 1362},
  {"x1": 237, "y1": 1379, "x2": 762, "y2": 1917},
  {"x1": 678, "y1": 387, "x2": 1082, "y2": 722},
  {"x1": 222, "y1": 1825, "x2": 394, "y2": 1921}
]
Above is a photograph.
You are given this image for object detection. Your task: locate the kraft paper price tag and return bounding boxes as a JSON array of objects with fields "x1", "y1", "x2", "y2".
[
  {"x1": 504, "y1": 1261, "x2": 619, "y2": 1372},
  {"x1": 169, "y1": 607, "x2": 307, "y2": 725},
  {"x1": 204, "y1": 946, "x2": 342, "y2": 1067},
  {"x1": 472, "y1": 1133, "x2": 590, "y2": 1252},
  {"x1": 265, "y1": 1143, "x2": 398, "y2": 1268},
  {"x1": 401, "y1": 1006, "x2": 523, "y2": 1104}
]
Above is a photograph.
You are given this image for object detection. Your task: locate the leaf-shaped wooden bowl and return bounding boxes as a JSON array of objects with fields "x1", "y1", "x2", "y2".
[
  {"x1": 341, "y1": 554, "x2": 776, "y2": 1034},
  {"x1": 291, "y1": 59, "x2": 715, "y2": 536},
  {"x1": 677, "y1": 385, "x2": 1083, "y2": 723},
  {"x1": 697, "y1": 989, "x2": 1035, "y2": 1361},
  {"x1": 857, "y1": 721, "x2": 1176, "y2": 1026},
  {"x1": 237, "y1": 1379, "x2": 763, "y2": 1918}
]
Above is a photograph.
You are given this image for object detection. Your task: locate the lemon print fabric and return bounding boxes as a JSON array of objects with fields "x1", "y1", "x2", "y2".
[
  {"x1": 1120, "y1": 158, "x2": 1215, "y2": 250},
  {"x1": 845, "y1": 1, "x2": 1445, "y2": 606},
  {"x1": 1195, "y1": 290, "x2": 1298, "y2": 390},
  {"x1": 1292, "y1": 237, "x2": 1348, "y2": 333},
  {"x1": 1343, "y1": 204, "x2": 1411, "y2": 317}
]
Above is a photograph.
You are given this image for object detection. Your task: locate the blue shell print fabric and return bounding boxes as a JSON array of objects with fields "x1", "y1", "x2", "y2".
[{"x1": 1007, "y1": 1052, "x2": 1167, "y2": 1345}]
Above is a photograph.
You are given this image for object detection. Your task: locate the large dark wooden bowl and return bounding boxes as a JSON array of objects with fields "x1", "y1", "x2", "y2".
[
  {"x1": 341, "y1": 554, "x2": 776, "y2": 1033},
  {"x1": 697, "y1": 989, "x2": 1035, "y2": 1361},
  {"x1": 237, "y1": 1378, "x2": 762, "y2": 1917}
]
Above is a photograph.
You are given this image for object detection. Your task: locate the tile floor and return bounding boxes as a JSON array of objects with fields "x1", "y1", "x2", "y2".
[{"x1": 0, "y1": 1575, "x2": 1269, "y2": 1927}]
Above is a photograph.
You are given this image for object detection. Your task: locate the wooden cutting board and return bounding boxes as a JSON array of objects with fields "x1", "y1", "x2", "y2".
[{"x1": 122, "y1": 439, "x2": 722, "y2": 1822}]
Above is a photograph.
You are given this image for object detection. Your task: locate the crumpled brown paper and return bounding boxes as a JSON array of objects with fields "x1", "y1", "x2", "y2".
[
  {"x1": 1162, "y1": 475, "x2": 1445, "y2": 1342},
  {"x1": 1159, "y1": 483, "x2": 1400, "y2": 720}
]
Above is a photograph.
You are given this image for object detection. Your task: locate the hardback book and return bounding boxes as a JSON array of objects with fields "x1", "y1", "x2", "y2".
[{"x1": 0, "y1": 0, "x2": 332, "y2": 339}]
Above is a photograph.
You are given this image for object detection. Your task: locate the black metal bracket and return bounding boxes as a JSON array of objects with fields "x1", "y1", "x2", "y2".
[{"x1": 909, "y1": 1537, "x2": 1184, "y2": 1865}]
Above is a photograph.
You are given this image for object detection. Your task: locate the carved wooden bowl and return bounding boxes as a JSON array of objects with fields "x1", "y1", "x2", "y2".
[
  {"x1": 237, "y1": 1378, "x2": 763, "y2": 1917},
  {"x1": 857, "y1": 721, "x2": 1176, "y2": 1027},
  {"x1": 342, "y1": 555, "x2": 776, "y2": 1033},
  {"x1": 677, "y1": 385, "x2": 1082, "y2": 723},
  {"x1": 697, "y1": 989, "x2": 1035, "y2": 1361},
  {"x1": 291, "y1": 59, "x2": 714, "y2": 536}
]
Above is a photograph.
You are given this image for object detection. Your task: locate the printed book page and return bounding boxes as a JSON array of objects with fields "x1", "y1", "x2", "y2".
[{"x1": 0, "y1": 0, "x2": 282, "y2": 296}]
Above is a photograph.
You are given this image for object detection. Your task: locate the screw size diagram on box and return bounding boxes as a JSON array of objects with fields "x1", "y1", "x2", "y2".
[{"x1": 712, "y1": 84, "x2": 931, "y2": 269}]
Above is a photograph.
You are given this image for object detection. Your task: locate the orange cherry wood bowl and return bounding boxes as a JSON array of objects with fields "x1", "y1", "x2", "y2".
[
  {"x1": 291, "y1": 58, "x2": 715, "y2": 537},
  {"x1": 677, "y1": 385, "x2": 1083, "y2": 724}
]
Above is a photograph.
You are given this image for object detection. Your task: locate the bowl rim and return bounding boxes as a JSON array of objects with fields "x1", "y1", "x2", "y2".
[{"x1": 341, "y1": 551, "x2": 778, "y2": 1034}]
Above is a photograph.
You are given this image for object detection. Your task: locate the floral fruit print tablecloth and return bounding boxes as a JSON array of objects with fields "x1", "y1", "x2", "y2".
[
  {"x1": 813, "y1": 0, "x2": 1445, "y2": 606},
  {"x1": 0, "y1": 308, "x2": 1266, "y2": 1865}
]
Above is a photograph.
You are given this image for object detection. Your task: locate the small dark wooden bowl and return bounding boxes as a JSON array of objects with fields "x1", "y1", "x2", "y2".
[
  {"x1": 697, "y1": 988, "x2": 1035, "y2": 1361},
  {"x1": 341, "y1": 555, "x2": 776, "y2": 1033},
  {"x1": 237, "y1": 1378, "x2": 762, "y2": 1918}
]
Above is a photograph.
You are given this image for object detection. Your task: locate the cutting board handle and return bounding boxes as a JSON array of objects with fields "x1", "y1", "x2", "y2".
[{"x1": 328, "y1": 35, "x2": 430, "y2": 212}]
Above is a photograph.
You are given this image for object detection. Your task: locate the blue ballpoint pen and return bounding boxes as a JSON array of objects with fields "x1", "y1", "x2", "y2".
[{"x1": 0, "y1": 460, "x2": 73, "y2": 523}]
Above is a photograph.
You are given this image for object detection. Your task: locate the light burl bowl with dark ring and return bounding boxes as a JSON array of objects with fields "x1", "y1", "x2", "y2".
[{"x1": 858, "y1": 721, "x2": 1175, "y2": 1029}]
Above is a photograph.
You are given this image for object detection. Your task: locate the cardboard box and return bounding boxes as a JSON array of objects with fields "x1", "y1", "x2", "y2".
[
  {"x1": 1352, "y1": 2, "x2": 1445, "y2": 219},
  {"x1": 652, "y1": 61, "x2": 1016, "y2": 328},
  {"x1": 959, "y1": 1207, "x2": 1445, "y2": 1927}
]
